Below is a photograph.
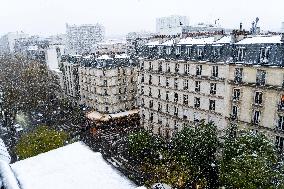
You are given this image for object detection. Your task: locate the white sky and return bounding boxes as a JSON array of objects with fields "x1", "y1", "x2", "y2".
[{"x1": 0, "y1": 0, "x2": 283, "y2": 37}]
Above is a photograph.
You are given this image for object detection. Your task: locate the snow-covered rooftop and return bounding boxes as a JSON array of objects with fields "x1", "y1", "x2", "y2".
[
  {"x1": 0, "y1": 139, "x2": 11, "y2": 163},
  {"x1": 214, "y1": 36, "x2": 232, "y2": 44},
  {"x1": 10, "y1": 142, "x2": 138, "y2": 189},
  {"x1": 177, "y1": 37, "x2": 215, "y2": 45},
  {"x1": 115, "y1": 53, "x2": 130, "y2": 59},
  {"x1": 97, "y1": 54, "x2": 113, "y2": 60},
  {"x1": 87, "y1": 109, "x2": 139, "y2": 121},
  {"x1": 160, "y1": 39, "x2": 174, "y2": 46},
  {"x1": 145, "y1": 41, "x2": 160, "y2": 47},
  {"x1": 236, "y1": 35, "x2": 282, "y2": 44}
]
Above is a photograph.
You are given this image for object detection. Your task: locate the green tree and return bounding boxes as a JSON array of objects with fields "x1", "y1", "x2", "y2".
[
  {"x1": 15, "y1": 126, "x2": 69, "y2": 160},
  {"x1": 220, "y1": 131, "x2": 284, "y2": 189},
  {"x1": 171, "y1": 121, "x2": 220, "y2": 188}
]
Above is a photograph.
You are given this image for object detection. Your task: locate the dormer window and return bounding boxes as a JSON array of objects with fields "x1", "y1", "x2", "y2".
[
  {"x1": 259, "y1": 47, "x2": 270, "y2": 63},
  {"x1": 166, "y1": 47, "x2": 171, "y2": 55},
  {"x1": 158, "y1": 46, "x2": 163, "y2": 55},
  {"x1": 237, "y1": 47, "x2": 245, "y2": 62},
  {"x1": 185, "y1": 46, "x2": 191, "y2": 56},
  {"x1": 213, "y1": 47, "x2": 221, "y2": 59},
  {"x1": 175, "y1": 46, "x2": 181, "y2": 55},
  {"x1": 197, "y1": 47, "x2": 204, "y2": 60}
]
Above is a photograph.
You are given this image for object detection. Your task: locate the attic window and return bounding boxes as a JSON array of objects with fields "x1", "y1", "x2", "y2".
[{"x1": 259, "y1": 47, "x2": 270, "y2": 63}]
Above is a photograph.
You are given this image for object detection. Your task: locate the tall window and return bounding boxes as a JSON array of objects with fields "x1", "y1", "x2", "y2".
[
  {"x1": 275, "y1": 136, "x2": 284, "y2": 150},
  {"x1": 158, "y1": 102, "x2": 162, "y2": 111},
  {"x1": 254, "y1": 91, "x2": 263, "y2": 105},
  {"x1": 194, "y1": 97, "x2": 200, "y2": 108},
  {"x1": 175, "y1": 46, "x2": 181, "y2": 55},
  {"x1": 149, "y1": 87, "x2": 152, "y2": 97},
  {"x1": 166, "y1": 91, "x2": 169, "y2": 101},
  {"x1": 158, "y1": 89, "x2": 161, "y2": 98},
  {"x1": 166, "y1": 104, "x2": 169, "y2": 113},
  {"x1": 141, "y1": 86, "x2": 144, "y2": 95},
  {"x1": 149, "y1": 75, "x2": 152, "y2": 85},
  {"x1": 183, "y1": 94, "x2": 188, "y2": 105},
  {"x1": 256, "y1": 70, "x2": 266, "y2": 86},
  {"x1": 174, "y1": 106, "x2": 178, "y2": 116},
  {"x1": 209, "y1": 100, "x2": 216, "y2": 111},
  {"x1": 183, "y1": 79, "x2": 189, "y2": 90},
  {"x1": 166, "y1": 77, "x2": 169, "y2": 87},
  {"x1": 149, "y1": 100, "x2": 153, "y2": 108},
  {"x1": 158, "y1": 46, "x2": 163, "y2": 55},
  {"x1": 197, "y1": 47, "x2": 204, "y2": 60},
  {"x1": 234, "y1": 68, "x2": 243, "y2": 83},
  {"x1": 232, "y1": 105, "x2": 238, "y2": 119},
  {"x1": 213, "y1": 47, "x2": 221, "y2": 59},
  {"x1": 174, "y1": 93, "x2": 179, "y2": 103},
  {"x1": 253, "y1": 110, "x2": 261, "y2": 124},
  {"x1": 237, "y1": 47, "x2": 245, "y2": 61},
  {"x1": 196, "y1": 65, "x2": 202, "y2": 76},
  {"x1": 149, "y1": 62, "x2": 153, "y2": 71},
  {"x1": 140, "y1": 62, "x2": 144, "y2": 70},
  {"x1": 233, "y1": 89, "x2": 240, "y2": 101},
  {"x1": 174, "y1": 78, "x2": 178, "y2": 89},
  {"x1": 210, "y1": 83, "x2": 217, "y2": 95},
  {"x1": 158, "y1": 76, "x2": 161, "y2": 85},
  {"x1": 149, "y1": 112, "x2": 153, "y2": 123},
  {"x1": 175, "y1": 63, "x2": 179, "y2": 73},
  {"x1": 278, "y1": 116, "x2": 284, "y2": 131},
  {"x1": 195, "y1": 81, "x2": 201, "y2": 92},
  {"x1": 166, "y1": 47, "x2": 171, "y2": 55},
  {"x1": 212, "y1": 66, "x2": 219, "y2": 77},
  {"x1": 185, "y1": 46, "x2": 191, "y2": 56},
  {"x1": 184, "y1": 64, "x2": 190, "y2": 75},
  {"x1": 279, "y1": 95, "x2": 284, "y2": 110},
  {"x1": 158, "y1": 62, "x2": 162, "y2": 72},
  {"x1": 166, "y1": 63, "x2": 170, "y2": 73},
  {"x1": 259, "y1": 47, "x2": 270, "y2": 63}
]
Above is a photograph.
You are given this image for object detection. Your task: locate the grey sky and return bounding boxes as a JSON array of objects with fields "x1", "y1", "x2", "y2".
[{"x1": 0, "y1": 0, "x2": 283, "y2": 37}]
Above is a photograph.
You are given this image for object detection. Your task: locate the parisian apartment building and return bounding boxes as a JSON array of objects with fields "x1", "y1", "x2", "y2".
[
  {"x1": 66, "y1": 23, "x2": 105, "y2": 55},
  {"x1": 138, "y1": 31, "x2": 284, "y2": 150},
  {"x1": 61, "y1": 54, "x2": 138, "y2": 114}
]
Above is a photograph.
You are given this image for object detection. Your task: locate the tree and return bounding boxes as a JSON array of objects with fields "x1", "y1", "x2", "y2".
[
  {"x1": 15, "y1": 126, "x2": 69, "y2": 160},
  {"x1": 220, "y1": 131, "x2": 284, "y2": 189},
  {"x1": 171, "y1": 121, "x2": 220, "y2": 188}
]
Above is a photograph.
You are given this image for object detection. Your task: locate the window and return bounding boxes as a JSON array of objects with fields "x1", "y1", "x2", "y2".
[
  {"x1": 158, "y1": 62, "x2": 162, "y2": 72},
  {"x1": 196, "y1": 65, "x2": 202, "y2": 76},
  {"x1": 259, "y1": 47, "x2": 270, "y2": 63},
  {"x1": 140, "y1": 62, "x2": 144, "y2": 70},
  {"x1": 213, "y1": 47, "x2": 221, "y2": 59},
  {"x1": 105, "y1": 106, "x2": 109, "y2": 113},
  {"x1": 174, "y1": 93, "x2": 178, "y2": 102},
  {"x1": 141, "y1": 86, "x2": 144, "y2": 95},
  {"x1": 166, "y1": 77, "x2": 169, "y2": 87},
  {"x1": 149, "y1": 75, "x2": 152, "y2": 85},
  {"x1": 256, "y1": 70, "x2": 266, "y2": 86},
  {"x1": 278, "y1": 116, "x2": 284, "y2": 131},
  {"x1": 158, "y1": 76, "x2": 161, "y2": 85},
  {"x1": 158, "y1": 116, "x2": 162, "y2": 124},
  {"x1": 237, "y1": 47, "x2": 245, "y2": 61},
  {"x1": 166, "y1": 63, "x2": 170, "y2": 73},
  {"x1": 141, "y1": 98, "x2": 144, "y2": 106},
  {"x1": 197, "y1": 47, "x2": 204, "y2": 60},
  {"x1": 175, "y1": 46, "x2": 181, "y2": 55},
  {"x1": 174, "y1": 106, "x2": 178, "y2": 116},
  {"x1": 183, "y1": 79, "x2": 189, "y2": 90},
  {"x1": 149, "y1": 62, "x2": 153, "y2": 71},
  {"x1": 232, "y1": 105, "x2": 238, "y2": 119},
  {"x1": 253, "y1": 110, "x2": 261, "y2": 124},
  {"x1": 166, "y1": 91, "x2": 169, "y2": 101},
  {"x1": 104, "y1": 89, "x2": 108, "y2": 95},
  {"x1": 158, "y1": 89, "x2": 161, "y2": 98},
  {"x1": 254, "y1": 91, "x2": 263, "y2": 105},
  {"x1": 184, "y1": 64, "x2": 190, "y2": 74},
  {"x1": 103, "y1": 80, "x2": 107, "y2": 86},
  {"x1": 166, "y1": 104, "x2": 169, "y2": 113},
  {"x1": 275, "y1": 136, "x2": 284, "y2": 150},
  {"x1": 149, "y1": 87, "x2": 152, "y2": 97},
  {"x1": 166, "y1": 47, "x2": 171, "y2": 55},
  {"x1": 183, "y1": 94, "x2": 188, "y2": 105},
  {"x1": 183, "y1": 109, "x2": 188, "y2": 119},
  {"x1": 279, "y1": 95, "x2": 284, "y2": 110},
  {"x1": 194, "y1": 97, "x2": 200, "y2": 108},
  {"x1": 210, "y1": 83, "x2": 217, "y2": 95},
  {"x1": 209, "y1": 100, "x2": 216, "y2": 111},
  {"x1": 158, "y1": 46, "x2": 163, "y2": 55},
  {"x1": 149, "y1": 112, "x2": 153, "y2": 123},
  {"x1": 185, "y1": 46, "x2": 191, "y2": 56},
  {"x1": 233, "y1": 89, "x2": 240, "y2": 101},
  {"x1": 174, "y1": 78, "x2": 178, "y2": 89},
  {"x1": 158, "y1": 102, "x2": 162, "y2": 111},
  {"x1": 149, "y1": 100, "x2": 153, "y2": 108},
  {"x1": 195, "y1": 81, "x2": 201, "y2": 92},
  {"x1": 175, "y1": 63, "x2": 179, "y2": 73},
  {"x1": 212, "y1": 66, "x2": 218, "y2": 77},
  {"x1": 234, "y1": 68, "x2": 243, "y2": 83}
]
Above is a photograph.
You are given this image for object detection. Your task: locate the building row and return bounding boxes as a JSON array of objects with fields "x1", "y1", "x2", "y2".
[
  {"x1": 138, "y1": 31, "x2": 284, "y2": 150},
  {"x1": 61, "y1": 54, "x2": 138, "y2": 114}
]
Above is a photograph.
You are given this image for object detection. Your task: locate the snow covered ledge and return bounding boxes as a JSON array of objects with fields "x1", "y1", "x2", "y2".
[{"x1": 0, "y1": 161, "x2": 21, "y2": 189}]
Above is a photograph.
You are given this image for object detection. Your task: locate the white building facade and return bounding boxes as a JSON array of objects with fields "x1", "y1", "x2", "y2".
[{"x1": 156, "y1": 15, "x2": 189, "y2": 36}]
